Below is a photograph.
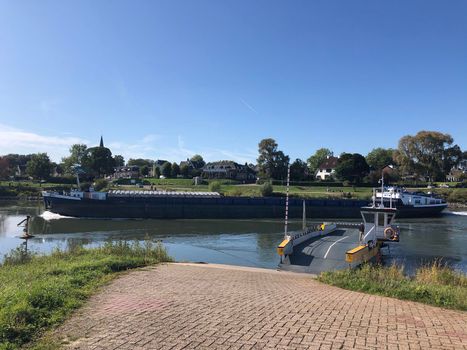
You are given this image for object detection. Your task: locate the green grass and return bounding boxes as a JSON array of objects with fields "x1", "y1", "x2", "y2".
[
  {"x1": 144, "y1": 178, "x2": 196, "y2": 186},
  {"x1": 112, "y1": 181, "x2": 374, "y2": 199},
  {"x1": 0, "y1": 240, "x2": 172, "y2": 350},
  {"x1": 318, "y1": 262, "x2": 467, "y2": 310},
  {"x1": 0, "y1": 181, "x2": 74, "y2": 199},
  {"x1": 0, "y1": 181, "x2": 71, "y2": 189}
]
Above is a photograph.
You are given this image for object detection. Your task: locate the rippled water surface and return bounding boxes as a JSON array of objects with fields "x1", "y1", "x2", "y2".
[{"x1": 1, "y1": 201, "x2": 466, "y2": 272}]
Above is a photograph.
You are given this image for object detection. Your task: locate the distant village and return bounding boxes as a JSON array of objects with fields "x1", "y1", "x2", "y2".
[{"x1": 0, "y1": 131, "x2": 466, "y2": 186}]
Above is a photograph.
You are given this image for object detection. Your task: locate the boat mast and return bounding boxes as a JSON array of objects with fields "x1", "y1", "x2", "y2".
[
  {"x1": 380, "y1": 174, "x2": 384, "y2": 207},
  {"x1": 284, "y1": 163, "x2": 291, "y2": 238}
]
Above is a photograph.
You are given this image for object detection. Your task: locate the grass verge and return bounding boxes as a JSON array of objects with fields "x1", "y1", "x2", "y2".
[
  {"x1": 0, "y1": 240, "x2": 172, "y2": 350},
  {"x1": 317, "y1": 262, "x2": 467, "y2": 311}
]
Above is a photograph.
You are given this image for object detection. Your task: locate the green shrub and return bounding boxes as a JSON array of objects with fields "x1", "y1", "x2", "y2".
[
  {"x1": 225, "y1": 188, "x2": 243, "y2": 197},
  {"x1": 0, "y1": 187, "x2": 17, "y2": 197},
  {"x1": 47, "y1": 176, "x2": 76, "y2": 185},
  {"x1": 208, "y1": 181, "x2": 222, "y2": 193},
  {"x1": 447, "y1": 189, "x2": 467, "y2": 204},
  {"x1": 79, "y1": 182, "x2": 92, "y2": 191},
  {"x1": 318, "y1": 263, "x2": 467, "y2": 310},
  {"x1": 260, "y1": 182, "x2": 273, "y2": 197},
  {"x1": 93, "y1": 179, "x2": 109, "y2": 191}
]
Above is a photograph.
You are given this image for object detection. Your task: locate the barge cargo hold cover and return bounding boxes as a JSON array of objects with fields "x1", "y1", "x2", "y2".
[{"x1": 42, "y1": 189, "x2": 446, "y2": 219}]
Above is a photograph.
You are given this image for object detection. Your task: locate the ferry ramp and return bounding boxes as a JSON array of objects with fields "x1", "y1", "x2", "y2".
[{"x1": 279, "y1": 228, "x2": 360, "y2": 274}]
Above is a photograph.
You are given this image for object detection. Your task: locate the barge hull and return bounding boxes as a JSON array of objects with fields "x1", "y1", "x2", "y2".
[
  {"x1": 45, "y1": 196, "x2": 365, "y2": 219},
  {"x1": 44, "y1": 195, "x2": 446, "y2": 219}
]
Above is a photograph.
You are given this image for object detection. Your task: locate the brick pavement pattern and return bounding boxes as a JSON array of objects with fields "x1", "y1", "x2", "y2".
[{"x1": 57, "y1": 263, "x2": 467, "y2": 350}]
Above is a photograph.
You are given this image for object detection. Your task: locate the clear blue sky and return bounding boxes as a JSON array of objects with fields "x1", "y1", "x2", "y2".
[{"x1": 0, "y1": 0, "x2": 466, "y2": 163}]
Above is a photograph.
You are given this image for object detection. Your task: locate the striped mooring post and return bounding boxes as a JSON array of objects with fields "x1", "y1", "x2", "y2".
[{"x1": 284, "y1": 163, "x2": 291, "y2": 239}]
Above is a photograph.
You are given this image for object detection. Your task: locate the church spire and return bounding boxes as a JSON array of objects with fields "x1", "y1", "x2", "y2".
[{"x1": 99, "y1": 135, "x2": 104, "y2": 148}]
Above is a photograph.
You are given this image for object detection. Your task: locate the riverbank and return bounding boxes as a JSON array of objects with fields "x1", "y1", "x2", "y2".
[
  {"x1": 318, "y1": 263, "x2": 467, "y2": 311},
  {"x1": 448, "y1": 202, "x2": 467, "y2": 210},
  {"x1": 47, "y1": 263, "x2": 467, "y2": 349},
  {"x1": 2, "y1": 179, "x2": 466, "y2": 203},
  {"x1": 0, "y1": 241, "x2": 172, "y2": 350}
]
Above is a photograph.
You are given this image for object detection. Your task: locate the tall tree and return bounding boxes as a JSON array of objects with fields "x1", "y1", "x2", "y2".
[
  {"x1": 290, "y1": 159, "x2": 308, "y2": 181},
  {"x1": 161, "y1": 162, "x2": 172, "y2": 178},
  {"x1": 0, "y1": 157, "x2": 10, "y2": 179},
  {"x1": 26, "y1": 153, "x2": 53, "y2": 180},
  {"x1": 114, "y1": 155, "x2": 125, "y2": 167},
  {"x1": 127, "y1": 158, "x2": 154, "y2": 168},
  {"x1": 61, "y1": 144, "x2": 89, "y2": 174},
  {"x1": 442, "y1": 145, "x2": 463, "y2": 175},
  {"x1": 306, "y1": 148, "x2": 333, "y2": 175},
  {"x1": 257, "y1": 138, "x2": 290, "y2": 179},
  {"x1": 4, "y1": 154, "x2": 33, "y2": 176},
  {"x1": 190, "y1": 155, "x2": 205, "y2": 169},
  {"x1": 180, "y1": 164, "x2": 190, "y2": 178},
  {"x1": 394, "y1": 131, "x2": 457, "y2": 181},
  {"x1": 141, "y1": 165, "x2": 149, "y2": 177},
  {"x1": 87, "y1": 147, "x2": 115, "y2": 177},
  {"x1": 366, "y1": 148, "x2": 395, "y2": 171},
  {"x1": 335, "y1": 153, "x2": 369, "y2": 183},
  {"x1": 154, "y1": 167, "x2": 161, "y2": 179},
  {"x1": 171, "y1": 162, "x2": 180, "y2": 178}
]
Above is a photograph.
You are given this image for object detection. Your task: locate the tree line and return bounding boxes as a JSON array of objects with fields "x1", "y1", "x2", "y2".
[
  {"x1": 256, "y1": 131, "x2": 465, "y2": 183},
  {"x1": 0, "y1": 130, "x2": 465, "y2": 183},
  {"x1": 0, "y1": 145, "x2": 208, "y2": 181}
]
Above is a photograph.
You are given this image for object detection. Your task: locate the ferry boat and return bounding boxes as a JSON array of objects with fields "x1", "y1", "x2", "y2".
[{"x1": 373, "y1": 186, "x2": 447, "y2": 218}]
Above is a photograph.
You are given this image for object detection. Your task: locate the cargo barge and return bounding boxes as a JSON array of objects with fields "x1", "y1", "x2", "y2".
[{"x1": 42, "y1": 188, "x2": 446, "y2": 219}]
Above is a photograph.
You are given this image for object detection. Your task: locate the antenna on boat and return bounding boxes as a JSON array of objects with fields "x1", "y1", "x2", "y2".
[
  {"x1": 378, "y1": 174, "x2": 384, "y2": 207},
  {"x1": 284, "y1": 163, "x2": 291, "y2": 238},
  {"x1": 389, "y1": 187, "x2": 393, "y2": 209}
]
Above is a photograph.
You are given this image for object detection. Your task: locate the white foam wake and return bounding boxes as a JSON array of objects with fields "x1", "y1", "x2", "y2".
[
  {"x1": 40, "y1": 211, "x2": 72, "y2": 220},
  {"x1": 444, "y1": 211, "x2": 467, "y2": 216}
]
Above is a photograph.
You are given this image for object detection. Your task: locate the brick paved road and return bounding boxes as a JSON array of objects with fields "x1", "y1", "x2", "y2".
[{"x1": 57, "y1": 263, "x2": 467, "y2": 350}]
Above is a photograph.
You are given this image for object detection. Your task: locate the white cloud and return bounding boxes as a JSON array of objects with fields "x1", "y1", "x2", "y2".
[
  {"x1": 107, "y1": 136, "x2": 159, "y2": 160},
  {"x1": 0, "y1": 123, "x2": 89, "y2": 161},
  {"x1": 141, "y1": 134, "x2": 159, "y2": 144},
  {"x1": 0, "y1": 123, "x2": 257, "y2": 164},
  {"x1": 113, "y1": 135, "x2": 257, "y2": 164}
]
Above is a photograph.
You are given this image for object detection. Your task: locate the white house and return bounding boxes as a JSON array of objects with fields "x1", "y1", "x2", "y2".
[{"x1": 315, "y1": 156, "x2": 339, "y2": 180}]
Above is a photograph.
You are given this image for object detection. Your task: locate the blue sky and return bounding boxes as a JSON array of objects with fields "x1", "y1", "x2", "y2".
[{"x1": 0, "y1": 0, "x2": 466, "y2": 163}]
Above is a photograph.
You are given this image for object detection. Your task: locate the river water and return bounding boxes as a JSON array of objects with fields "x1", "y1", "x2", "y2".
[{"x1": 1, "y1": 200, "x2": 466, "y2": 273}]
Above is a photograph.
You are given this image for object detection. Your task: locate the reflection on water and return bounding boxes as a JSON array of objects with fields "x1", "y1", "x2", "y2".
[{"x1": 0, "y1": 201, "x2": 466, "y2": 272}]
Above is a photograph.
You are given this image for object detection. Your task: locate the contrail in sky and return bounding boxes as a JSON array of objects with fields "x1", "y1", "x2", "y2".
[{"x1": 240, "y1": 98, "x2": 258, "y2": 114}]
